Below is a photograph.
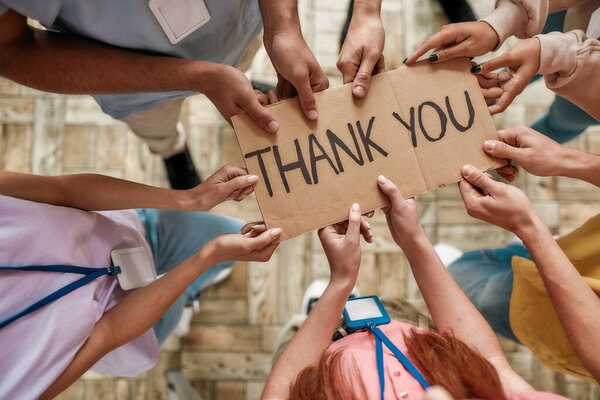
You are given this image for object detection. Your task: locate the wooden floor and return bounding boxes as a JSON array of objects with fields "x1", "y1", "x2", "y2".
[{"x1": 1, "y1": 0, "x2": 599, "y2": 399}]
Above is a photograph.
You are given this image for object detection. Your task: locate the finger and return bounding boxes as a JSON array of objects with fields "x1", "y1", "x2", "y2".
[
  {"x1": 374, "y1": 55, "x2": 386, "y2": 74},
  {"x1": 346, "y1": 203, "x2": 362, "y2": 239},
  {"x1": 483, "y1": 139, "x2": 522, "y2": 160},
  {"x1": 430, "y1": 41, "x2": 475, "y2": 63},
  {"x1": 220, "y1": 163, "x2": 249, "y2": 180},
  {"x1": 254, "y1": 90, "x2": 268, "y2": 106},
  {"x1": 458, "y1": 180, "x2": 484, "y2": 208},
  {"x1": 364, "y1": 210, "x2": 375, "y2": 218},
  {"x1": 222, "y1": 174, "x2": 258, "y2": 196},
  {"x1": 476, "y1": 73, "x2": 500, "y2": 89},
  {"x1": 241, "y1": 221, "x2": 264, "y2": 235},
  {"x1": 267, "y1": 89, "x2": 279, "y2": 104},
  {"x1": 360, "y1": 216, "x2": 373, "y2": 243},
  {"x1": 337, "y1": 57, "x2": 359, "y2": 85},
  {"x1": 376, "y1": 175, "x2": 405, "y2": 204},
  {"x1": 235, "y1": 185, "x2": 255, "y2": 201},
  {"x1": 481, "y1": 87, "x2": 503, "y2": 100},
  {"x1": 245, "y1": 224, "x2": 268, "y2": 238},
  {"x1": 488, "y1": 90, "x2": 516, "y2": 114},
  {"x1": 461, "y1": 165, "x2": 499, "y2": 194},
  {"x1": 241, "y1": 96, "x2": 279, "y2": 134},
  {"x1": 472, "y1": 53, "x2": 511, "y2": 74},
  {"x1": 352, "y1": 52, "x2": 379, "y2": 98},
  {"x1": 405, "y1": 28, "x2": 458, "y2": 64}
]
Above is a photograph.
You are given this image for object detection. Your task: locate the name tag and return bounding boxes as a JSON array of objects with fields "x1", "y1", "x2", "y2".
[
  {"x1": 149, "y1": 0, "x2": 211, "y2": 44},
  {"x1": 111, "y1": 247, "x2": 156, "y2": 290}
]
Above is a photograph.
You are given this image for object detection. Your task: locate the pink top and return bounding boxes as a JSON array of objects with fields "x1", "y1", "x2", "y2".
[
  {"x1": 481, "y1": 0, "x2": 600, "y2": 120},
  {"x1": 327, "y1": 320, "x2": 569, "y2": 400},
  {"x1": 0, "y1": 195, "x2": 158, "y2": 400}
]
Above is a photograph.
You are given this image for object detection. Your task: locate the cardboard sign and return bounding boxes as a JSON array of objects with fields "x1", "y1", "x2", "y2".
[{"x1": 233, "y1": 58, "x2": 505, "y2": 240}]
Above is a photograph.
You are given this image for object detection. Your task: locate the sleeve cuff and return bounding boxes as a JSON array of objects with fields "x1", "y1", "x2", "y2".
[
  {"x1": 480, "y1": 0, "x2": 528, "y2": 49},
  {"x1": 537, "y1": 31, "x2": 579, "y2": 76}
]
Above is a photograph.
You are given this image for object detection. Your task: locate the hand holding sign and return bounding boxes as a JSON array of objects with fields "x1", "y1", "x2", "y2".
[{"x1": 233, "y1": 58, "x2": 505, "y2": 240}]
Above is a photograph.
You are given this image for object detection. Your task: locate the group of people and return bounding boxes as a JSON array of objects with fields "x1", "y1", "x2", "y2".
[{"x1": 0, "y1": 0, "x2": 598, "y2": 399}]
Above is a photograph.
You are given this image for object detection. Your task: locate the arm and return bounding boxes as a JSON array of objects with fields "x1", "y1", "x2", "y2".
[
  {"x1": 259, "y1": 0, "x2": 329, "y2": 120},
  {"x1": 459, "y1": 165, "x2": 600, "y2": 382},
  {"x1": 376, "y1": 175, "x2": 534, "y2": 392},
  {"x1": 337, "y1": 0, "x2": 385, "y2": 97},
  {"x1": 482, "y1": 125, "x2": 600, "y2": 187},
  {"x1": 0, "y1": 164, "x2": 258, "y2": 211},
  {"x1": 262, "y1": 204, "x2": 363, "y2": 399},
  {"x1": 0, "y1": 10, "x2": 277, "y2": 132},
  {"x1": 41, "y1": 224, "x2": 282, "y2": 400}
]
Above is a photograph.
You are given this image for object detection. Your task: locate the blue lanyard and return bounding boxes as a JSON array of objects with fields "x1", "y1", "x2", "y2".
[
  {"x1": 0, "y1": 264, "x2": 121, "y2": 330},
  {"x1": 366, "y1": 322, "x2": 430, "y2": 399}
]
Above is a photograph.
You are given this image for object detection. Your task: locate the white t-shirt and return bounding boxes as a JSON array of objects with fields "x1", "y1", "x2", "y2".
[{"x1": 0, "y1": 195, "x2": 158, "y2": 400}]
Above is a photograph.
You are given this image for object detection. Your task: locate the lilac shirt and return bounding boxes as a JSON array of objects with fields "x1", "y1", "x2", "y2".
[{"x1": 0, "y1": 195, "x2": 158, "y2": 400}]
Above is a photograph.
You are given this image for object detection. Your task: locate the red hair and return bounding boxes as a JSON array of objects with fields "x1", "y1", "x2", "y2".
[{"x1": 288, "y1": 329, "x2": 508, "y2": 400}]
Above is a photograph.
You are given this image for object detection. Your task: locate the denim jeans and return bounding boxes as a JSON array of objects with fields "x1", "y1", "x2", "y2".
[
  {"x1": 447, "y1": 242, "x2": 532, "y2": 343},
  {"x1": 136, "y1": 209, "x2": 244, "y2": 344}
]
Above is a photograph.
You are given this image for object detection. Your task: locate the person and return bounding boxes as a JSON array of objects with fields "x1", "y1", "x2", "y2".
[
  {"x1": 261, "y1": 177, "x2": 568, "y2": 399},
  {"x1": 0, "y1": 164, "x2": 283, "y2": 399},
  {"x1": 404, "y1": 0, "x2": 599, "y2": 144},
  {"x1": 0, "y1": 0, "x2": 328, "y2": 189},
  {"x1": 447, "y1": 124, "x2": 600, "y2": 383}
]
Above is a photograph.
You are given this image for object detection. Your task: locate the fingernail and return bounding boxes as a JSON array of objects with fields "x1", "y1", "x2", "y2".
[
  {"x1": 307, "y1": 109, "x2": 318, "y2": 120},
  {"x1": 483, "y1": 140, "x2": 495, "y2": 151},
  {"x1": 364, "y1": 220, "x2": 371, "y2": 229},
  {"x1": 247, "y1": 175, "x2": 259, "y2": 183},
  {"x1": 469, "y1": 57, "x2": 474, "y2": 60},
  {"x1": 267, "y1": 120, "x2": 279, "y2": 133},
  {"x1": 271, "y1": 228, "x2": 282, "y2": 237},
  {"x1": 470, "y1": 65, "x2": 481, "y2": 73},
  {"x1": 462, "y1": 165, "x2": 474, "y2": 176},
  {"x1": 368, "y1": 229, "x2": 373, "y2": 237},
  {"x1": 377, "y1": 175, "x2": 387, "y2": 185},
  {"x1": 351, "y1": 203, "x2": 360, "y2": 212},
  {"x1": 402, "y1": 57, "x2": 407, "y2": 64},
  {"x1": 353, "y1": 86, "x2": 365, "y2": 96},
  {"x1": 428, "y1": 53, "x2": 439, "y2": 62}
]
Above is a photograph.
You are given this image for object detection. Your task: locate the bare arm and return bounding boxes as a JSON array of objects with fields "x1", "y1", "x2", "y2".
[
  {"x1": 0, "y1": 10, "x2": 278, "y2": 132},
  {"x1": 0, "y1": 164, "x2": 258, "y2": 211},
  {"x1": 377, "y1": 175, "x2": 534, "y2": 392},
  {"x1": 262, "y1": 205, "x2": 363, "y2": 399},
  {"x1": 41, "y1": 224, "x2": 282, "y2": 400}
]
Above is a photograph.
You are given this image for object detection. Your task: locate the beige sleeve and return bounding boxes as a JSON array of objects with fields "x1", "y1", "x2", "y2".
[{"x1": 538, "y1": 29, "x2": 600, "y2": 120}]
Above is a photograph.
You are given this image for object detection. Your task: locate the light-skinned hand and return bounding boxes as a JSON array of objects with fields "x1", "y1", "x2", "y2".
[
  {"x1": 181, "y1": 164, "x2": 258, "y2": 211},
  {"x1": 405, "y1": 21, "x2": 499, "y2": 64},
  {"x1": 201, "y1": 64, "x2": 279, "y2": 133},
  {"x1": 377, "y1": 175, "x2": 424, "y2": 249},
  {"x1": 337, "y1": 5, "x2": 385, "y2": 98},
  {"x1": 204, "y1": 223, "x2": 281, "y2": 264},
  {"x1": 318, "y1": 203, "x2": 363, "y2": 286},
  {"x1": 458, "y1": 165, "x2": 537, "y2": 237},
  {"x1": 264, "y1": 30, "x2": 329, "y2": 120},
  {"x1": 471, "y1": 38, "x2": 541, "y2": 114},
  {"x1": 483, "y1": 125, "x2": 569, "y2": 181}
]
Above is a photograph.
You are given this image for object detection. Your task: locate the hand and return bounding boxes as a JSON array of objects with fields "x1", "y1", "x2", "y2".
[
  {"x1": 471, "y1": 38, "x2": 540, "y2": 114},
  {"x1": 318, "y1": 203, "x2": 363, "y2": 286},
  {"x1": 337, "y1": 9, "x2": 385, "y2": 98},
  {"x1": 204, "y1": 222, "x2": 281, "y2": 264},
  {"x1": 201, "y1": 64, "x2": 279, "y2": 133},
  {"x1": 181, "y1": 164, "x2": 258, "y2": 211},
  {"x1": 405, "y1": 22, "x2": 499, "y2": 64},
  {"x1": 483, "y1": 125, "x2": 569, "y2": 181},
  {"x1": 376, "y1": 175, "x2": 424, "y2": 249},
  {"x1": 458, "y1": 165, "x2": 538, "y2": 237},
  {"x1": 264, "y1": 30, "x2": 329, "y2": 120}
]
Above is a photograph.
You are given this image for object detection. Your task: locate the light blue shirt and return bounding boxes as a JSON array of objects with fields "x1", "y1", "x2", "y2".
[{"x1": 0, "y1": 0, "x2": 262, "y2": 118}]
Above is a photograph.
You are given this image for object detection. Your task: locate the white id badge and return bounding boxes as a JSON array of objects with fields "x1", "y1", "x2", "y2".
[
  {"x1": 111, "y1": 247, "x2": 156, "y2": 290},
  {"x1": 148, "y1": 0, "x2": 211, "y2": 44}
]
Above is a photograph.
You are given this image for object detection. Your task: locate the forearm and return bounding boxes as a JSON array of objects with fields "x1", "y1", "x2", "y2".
[
  {"x1": 0, "y1": 171, "x2": 197, "y2": 211},
  {"x1": 561, "y1": 148, "x2": 600, "y2": 187},
  {"x1": 402, "y1": 232, "x2": 506, "y2": 360},
  {"x1": 519, "y1": 218, "x2": 600, "y2": 380},
  {"x1": 353, "y1": 0, "x2": 382, "y2": 15},
  {"x1": 0, "y1": 27, "x2": 212, "y2": 95},
  {"x1": 262, "y1": 279, "x2": 354, "y2": 399}
]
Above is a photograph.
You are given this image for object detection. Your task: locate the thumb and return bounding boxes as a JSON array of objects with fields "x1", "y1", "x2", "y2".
[
  {"x1": 294, "y1": 73, "x2": 319, "y2": 121},
  {"x1": 247, "y1": 228, "x2": 282, "y2": 251},
  {"x1": 461, "y1": 165, "x2": 498, "y2": 194},
  {"x1": 242, "y1": 96, "x2": 279, "y2": 134},
  {"x1": 221, "y1": 174, "x2": 259, "y2": 196},
  {"x1": 377, "y1": 175, "x2": 405, "y2": 205},
  {"x1": 352, "y1": 54, "x2": 378, "y2": 98},
  {"x1": 472, "y1": 52, "x2": 511, "y2": 74},
  {"x1": 483, "y1": 140, "x2": 521, "y2": 160},
  {"x1": 346, "y1": 203, "x2": 362, "y2": 239}
]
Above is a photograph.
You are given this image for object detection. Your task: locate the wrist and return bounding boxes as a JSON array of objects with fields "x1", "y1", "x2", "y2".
[
  {"x1": 263, "y1": 27, "x2": 303, "y2": 55},
  {"x1": 514, "y1": 214, "x2": 548, "y2": 243},
  {"x1": 327, "y1": 275, "x2": 357, "y2": 294},
  {"x1": 353, "y1": 0, "x2": 381, "y2": 17},
  {"x1": 398, "y1": 231, "x2": 431, "y2": 258},
  {"x1": 188, "y1": 61, "x2": 219, "y2": 93},
  {"x1": 196, "y1": 241, "x2": 219, "y2": 268},
  {"x1": 562, "y1": 148, "x2": 592, "y2": 179}
]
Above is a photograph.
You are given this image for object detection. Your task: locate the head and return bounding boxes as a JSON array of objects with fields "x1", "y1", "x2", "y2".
[{"x1": 288, "y1": 329, "x2": 508, "y2": 400}]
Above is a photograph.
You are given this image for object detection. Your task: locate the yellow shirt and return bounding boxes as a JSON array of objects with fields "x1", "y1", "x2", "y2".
[{"x1": 510, "y1": 214, "x2": 600, "y2": 383}]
